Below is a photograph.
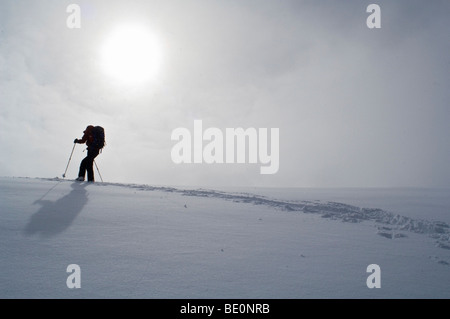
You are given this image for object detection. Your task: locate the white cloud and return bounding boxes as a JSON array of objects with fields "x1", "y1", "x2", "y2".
[{"x1": 0, "y1": 0, "x2": 449, "y2": 187}]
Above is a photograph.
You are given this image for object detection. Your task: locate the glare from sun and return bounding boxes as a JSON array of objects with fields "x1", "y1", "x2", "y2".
[{"x1": 100, "y1": 25, "x2": 162, "y2": 85}]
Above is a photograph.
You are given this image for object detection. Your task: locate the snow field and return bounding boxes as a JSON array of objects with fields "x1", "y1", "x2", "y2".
[{"x1": 0, "y1": 177, "x2": 449, "y2": 298}]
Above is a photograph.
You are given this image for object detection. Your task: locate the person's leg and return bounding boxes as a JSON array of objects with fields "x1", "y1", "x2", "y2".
[
  {"x1": 78, "y1": 156, "x2": 88, "y2": 180},
  {"x1": 86, "y1": 149, "x2": 100, "y2": 182}
]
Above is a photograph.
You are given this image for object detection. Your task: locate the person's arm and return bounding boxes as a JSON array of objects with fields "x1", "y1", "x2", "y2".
[
  {"x1": 74, "y1": 127, "x2": 92, "y2": 144},
  {"x1": 76, "y1": 131, "x2": 89, "y2": 144}
]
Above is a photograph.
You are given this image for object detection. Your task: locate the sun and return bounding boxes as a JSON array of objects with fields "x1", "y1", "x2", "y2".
[{"x1": 100, "y1": 24, "x2": 162, "y2": 84}]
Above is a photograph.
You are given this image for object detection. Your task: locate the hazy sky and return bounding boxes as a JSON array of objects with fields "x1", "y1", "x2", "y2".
[{"x1": 1, "y1": 0, "x2": 449, "y2": 188}]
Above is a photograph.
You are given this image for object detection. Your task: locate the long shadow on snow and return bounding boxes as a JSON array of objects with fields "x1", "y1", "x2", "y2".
[{"x1": 24, "y1": 182, "x2": 88, "y2": 238}]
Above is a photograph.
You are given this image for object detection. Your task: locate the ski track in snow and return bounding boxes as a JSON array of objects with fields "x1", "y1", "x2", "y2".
[
  {"x1": 178, "y1": 189, "x2": 450, "y2": 252},
  {"x1": 42, "y1": 177, "x2": 450, "y2": 255}
]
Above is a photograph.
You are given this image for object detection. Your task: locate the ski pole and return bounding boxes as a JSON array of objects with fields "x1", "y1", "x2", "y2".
[
  {"x1": 94, "y1": 160, "x2": 103, "y2": 183},
  {"x1": 62, "y1": 143, "x2": 76, "y2": 178}
]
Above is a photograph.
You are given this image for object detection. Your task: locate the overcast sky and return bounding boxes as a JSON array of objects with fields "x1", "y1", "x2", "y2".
[{"x1": 0, "y1": 0, "x2": 449, "y2": 188}]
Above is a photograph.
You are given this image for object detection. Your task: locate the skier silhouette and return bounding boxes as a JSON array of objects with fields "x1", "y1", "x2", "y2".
[{"x1": 74, "y1": 125, "x2": 103, "y2": 182}]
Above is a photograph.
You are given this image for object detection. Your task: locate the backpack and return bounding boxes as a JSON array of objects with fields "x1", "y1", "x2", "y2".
[{"x1": 91, "y1": 126, "x2": 105, "y2": 150}]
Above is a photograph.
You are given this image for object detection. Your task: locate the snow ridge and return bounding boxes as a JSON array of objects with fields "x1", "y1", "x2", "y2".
[{"x1": 45, "y1": 178, "x2": 450, "y2": 250}]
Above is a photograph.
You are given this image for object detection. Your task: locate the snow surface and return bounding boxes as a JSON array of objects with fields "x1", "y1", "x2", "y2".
[{"x1": 0, "y1": 176, "x2": 449, "y2": 299}]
